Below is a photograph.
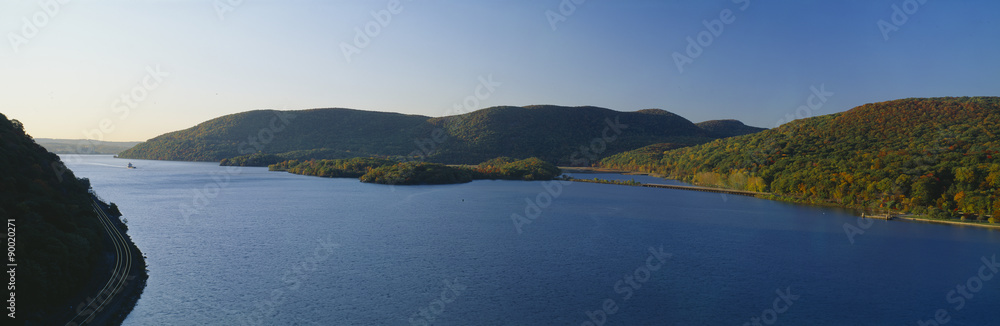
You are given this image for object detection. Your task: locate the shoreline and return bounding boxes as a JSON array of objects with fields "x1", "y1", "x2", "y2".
[
  {"x1": 576, "y1": 173, "x2": 1000, "y2": 231},
  {"x1": 560, "y1": 167, "x2": 669, "y2": 178},
  {"x1": 893, "y1": 216, "x2": 1000, "y2": 230},
  {"x1": 59, "y1": 199, "x2": 148, "y2": 326},
  {"x1": 92, "y1": 199, "x2": 149, "y2": 326},
  {"x1": 559, "y1": 167, "x2": 630, "y2": 174}
]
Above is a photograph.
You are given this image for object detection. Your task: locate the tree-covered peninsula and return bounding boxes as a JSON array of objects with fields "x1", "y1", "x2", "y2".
[{"x1": 269, "y1": 156, "x2": 561, "y2": 185}]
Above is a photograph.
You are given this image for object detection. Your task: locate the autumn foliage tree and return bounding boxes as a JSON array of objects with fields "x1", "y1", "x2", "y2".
[{"x1": 601, "y1": 97, "x2": 1000, "y2": 219}]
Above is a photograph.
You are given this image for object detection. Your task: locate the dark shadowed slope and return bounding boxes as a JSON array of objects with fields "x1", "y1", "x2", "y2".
[{"x1": 0, "y1": 113, "x2": 146, "y2": 325}]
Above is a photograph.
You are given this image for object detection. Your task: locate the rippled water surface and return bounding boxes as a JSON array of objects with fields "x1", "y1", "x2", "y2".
[{"x1": 65, "y1": 155, "x2": 1000, "y2": 325}]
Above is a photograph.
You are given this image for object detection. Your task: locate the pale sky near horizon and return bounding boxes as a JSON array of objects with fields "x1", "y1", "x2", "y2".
[{"x1": 2, "y1": 0, "x2": 998, "y2": 141}]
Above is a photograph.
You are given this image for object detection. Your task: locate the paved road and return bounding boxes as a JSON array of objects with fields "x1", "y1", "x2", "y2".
[{"x1": 64, "y1": 200, "x2": 134, "y2": 326}]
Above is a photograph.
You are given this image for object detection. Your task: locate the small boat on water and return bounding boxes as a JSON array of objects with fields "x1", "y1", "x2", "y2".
[{"x1": 127, "y1": 162, "x2": 137, "y2": 169}]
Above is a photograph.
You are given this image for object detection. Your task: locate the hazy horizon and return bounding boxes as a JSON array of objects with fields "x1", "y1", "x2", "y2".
[{"x1": 3, "y1": 0, "x2": 999, "y2": 141}]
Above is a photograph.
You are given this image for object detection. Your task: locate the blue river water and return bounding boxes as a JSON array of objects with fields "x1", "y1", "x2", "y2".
[{"x1": 64, "y1": 155, "x2": 1000, "y2": 325}]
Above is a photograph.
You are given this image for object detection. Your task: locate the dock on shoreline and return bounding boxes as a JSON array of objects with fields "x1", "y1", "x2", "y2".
[{"x1": 861, "y1": 212, "x2": 893, "y2": 220}]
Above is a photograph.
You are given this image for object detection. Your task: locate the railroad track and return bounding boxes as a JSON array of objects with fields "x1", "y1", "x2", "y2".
[{"x1": 64, "y1": 200, "x2": 134, "y2": 326}]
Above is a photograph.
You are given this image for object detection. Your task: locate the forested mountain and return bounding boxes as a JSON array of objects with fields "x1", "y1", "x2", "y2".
[
  {"x1": 601, "y1": 97, "x2": 1000, "y2": 219},
  {"x1": 0, "y1": 113, "x2": 139, "y2": 322},
  {"x1": 117, "y1": 108, "x2": 432, "y2": 162},
  {"x1": 424, "y1": 106, "x2": 713, "y2": 164},
  {"x1": 118, "y1": 106, "x2": 758, "y2": 165}
]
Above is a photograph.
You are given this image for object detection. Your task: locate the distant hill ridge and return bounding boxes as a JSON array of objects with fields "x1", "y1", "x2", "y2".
[
  {"x1": 117, "y1": 105, "x2": 765, "y2": 165},
  {"x1": 696, "y1": 119, "x2": 766, "y2": 138},
  {"x1": 35, "y1": 138, "x2": 141, "y2": 154}
]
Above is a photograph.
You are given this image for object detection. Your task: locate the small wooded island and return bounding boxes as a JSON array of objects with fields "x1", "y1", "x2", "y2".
[{"x1": 268, "y1": 156, "x2": 561, "y2": 185}]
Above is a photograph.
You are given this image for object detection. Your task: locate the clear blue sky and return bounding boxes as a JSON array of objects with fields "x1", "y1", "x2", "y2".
[{"x1": 2, "y1": 0, "x2": 998, "y2": 141}]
